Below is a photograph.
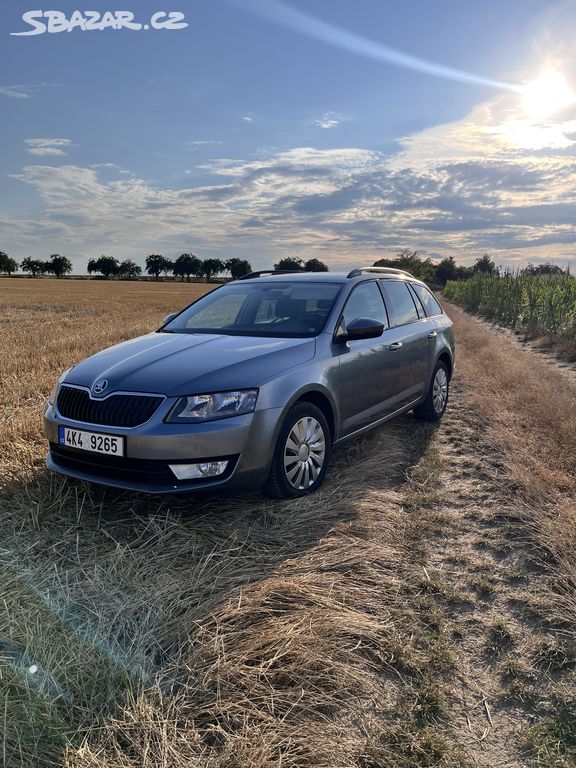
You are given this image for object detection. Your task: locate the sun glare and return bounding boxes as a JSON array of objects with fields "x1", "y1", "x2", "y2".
[{"x1": 522, "y1": 70, "x2": 576, "y2": 119}]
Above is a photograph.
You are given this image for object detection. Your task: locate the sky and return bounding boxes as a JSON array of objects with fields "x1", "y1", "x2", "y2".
[{"x1": 1, "y1": 0, "x2": 576, "y2": 273}]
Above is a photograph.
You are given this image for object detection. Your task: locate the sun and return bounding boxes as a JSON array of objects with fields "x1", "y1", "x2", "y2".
[{"x1": 522, "y1": 70, "x2": 576, "y2": 119}]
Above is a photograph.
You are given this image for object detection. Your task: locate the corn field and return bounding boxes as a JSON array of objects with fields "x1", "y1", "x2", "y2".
[{"x1": 444, "y1": 272, "x2": 576, "y2": 343}]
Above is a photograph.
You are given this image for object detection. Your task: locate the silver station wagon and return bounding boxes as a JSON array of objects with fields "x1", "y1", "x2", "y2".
[{"x1": 45, "y1": 267, "x2": 455, "y2": 498}]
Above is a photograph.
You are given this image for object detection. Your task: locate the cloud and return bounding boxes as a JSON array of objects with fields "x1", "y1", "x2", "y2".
[
  {"x1": 0, "y1": 85, "x2": 31, "y2": 99},
  {"x1": 241, "y1": 115, "x2": 254, "y2": 123},
  {"x1": 0, "y1": 83, "x2": 61, "y2": 99},
  {"x1": 186, "y1": 140, "x2": 224, "y2": 150},
  {"x1": 313, "y1": 111, "x2": 345, "y2": 129},
  {"x1": 25, "y1": 138, "x2": 73, "y2": 157},
  {"x1": 8, "y1": 80, "x2": 576, "y2": 271},
  {"x1": 89, "y1": 162, "x2": 132, "y2": 175}
]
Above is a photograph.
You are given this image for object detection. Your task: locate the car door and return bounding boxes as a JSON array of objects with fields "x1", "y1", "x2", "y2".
[
  {"x1": 378, "y1": 280, "x2": 433, "y2": 407},
  {"x1": 333, "y1": 280, "x2": 396, "y2": 435}
]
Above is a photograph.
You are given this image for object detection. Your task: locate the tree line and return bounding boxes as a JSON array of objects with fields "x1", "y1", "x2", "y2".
[
  {"x1": 141, "y1": 255, "x2": 254, "y2": 282},
  {"x1": 140, "y1": 255, "x2": 330, "y2": 281},
  {"x1": 372, "y1": 250, "x2": 567, "y2": 286},
  {"x1": 0, "y1": 247, "x2": 566, "y2": 283},
  {"x1": 0, "y1": 252, "x2": 73, "y2": 278},
  {"x1": 0, "y1": 251, "x2": 330, "y2": 281}
]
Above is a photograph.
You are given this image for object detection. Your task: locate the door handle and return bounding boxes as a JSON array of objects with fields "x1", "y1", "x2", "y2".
[
  {"x1": 388, "y1": 342, "x2": 403, "y2": 351},
  {"x1": 428, "y1": 331, "x2": 438, "y2": 339}
]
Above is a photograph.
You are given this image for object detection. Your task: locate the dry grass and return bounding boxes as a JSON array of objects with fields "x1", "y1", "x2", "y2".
[
  {"x1": 1, "y1": 278, "x2": 466, "y2": 767},
  {"x1": 443, "y1": 302, "x2": 576, "y2": 613},
  {"x1": 1, "y1": 279, "x2": 576, "y2": 767},
  {"x1": 0, "y1": 278, "x2": 211, "y2": 485}
]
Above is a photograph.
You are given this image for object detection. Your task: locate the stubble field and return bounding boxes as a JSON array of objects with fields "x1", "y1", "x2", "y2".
[{"x1": 1, "y1": 277, "x2": 575, "y2": 768}]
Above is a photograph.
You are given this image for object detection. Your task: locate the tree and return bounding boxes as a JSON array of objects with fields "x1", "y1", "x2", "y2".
[
  {"x1": 117, "y1": 260, "x2": 142, "y2": 280},
  {"x1": 473, "y1": 254, "x2": 497, "y2": 275},
  {"x1": 434, "y1": 256, "x2": 459, "y2": 286},
  {"x1": 87, "y1": 255, "x2": 120, "y2": 279},
  {"x1": 0, "y1": 251, "x2": 19, "y2": 276},
  {"x1": 225, "y1": 258, "x2": 252, "y2": 280},
  {"x1": 524, "y1": 263, "x2": 565, "y2": 277},
  {"x1": 273, "y1": 257, "x2": 304, "y2": 272},
  {"x1": 146, "y1": 254, "x2": 173, "y2": 280},
  {"x1": 455, "y1": 265, "x2": 474, "y2": 281},
  {"x1": 374, "y1": 249, "x2": 436, "y2": 284},
  {"x1": 45, "y1": 253, "x2": 72, "y2": 279},
  {"x1": 173, "y1": 253, "x2": 202, "y2": 282},
  {"x1": 201, "y1": 258, "x2": 225, "y2": 282},
  {"x1": 303, "y1": 258, "x2": 329, "y2": 272},
  {"x1": 20, "y1": 257, "x2": 45, "y2": 278}
]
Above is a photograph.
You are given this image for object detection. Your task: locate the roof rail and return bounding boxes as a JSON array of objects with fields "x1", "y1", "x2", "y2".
[
  {"x1": 237, "y1": 269, "x2": 303, "y2": 280},
  {"x1": 347, "y1": 266, "x2": 415, "y2": 279}
]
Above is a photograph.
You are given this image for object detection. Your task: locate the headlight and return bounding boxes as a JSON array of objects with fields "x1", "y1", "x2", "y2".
[
  {"x1": 166, "y1": 389, "x2": 259, "y2": 423},
  {"x1": 48, "y1": 366, "x2": 75, "y2": 406}
]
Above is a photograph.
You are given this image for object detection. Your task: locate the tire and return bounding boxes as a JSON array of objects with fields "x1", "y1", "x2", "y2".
[
  {"x1": 264, "y1": 401, "x2": 331, "y2": 499},
  {"x1": 413, "y1": 361, "x2": 450, "y2": 421}
]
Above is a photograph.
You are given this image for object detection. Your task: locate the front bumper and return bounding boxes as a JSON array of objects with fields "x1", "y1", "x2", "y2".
[{"x1": 44, "y1": 405, "x2": 283, "y2": 494}]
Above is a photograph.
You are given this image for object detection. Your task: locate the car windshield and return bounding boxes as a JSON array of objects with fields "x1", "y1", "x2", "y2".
[{"x1": 162, "y1": 281, "x2": 343, "y2": 338}]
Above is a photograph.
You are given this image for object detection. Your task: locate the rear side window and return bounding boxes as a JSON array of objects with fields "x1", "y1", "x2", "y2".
[
  {"x1": 381, "y1": 281, "x2": 420, "y2": 327},
  {"x1": 341, "y1": 281, "x2": 388, "y2": 328},
  {"x1": 411, "y1": 284, "x2": 443, "y2": 317}
]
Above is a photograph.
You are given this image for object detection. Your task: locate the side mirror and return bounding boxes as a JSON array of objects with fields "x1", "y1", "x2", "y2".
[
  {"x1": 163, "y1": 312, "x2": 177, "y2": 325},
  {"x1": 335, "y1": 317, "x2": 385, "y2": 343}
]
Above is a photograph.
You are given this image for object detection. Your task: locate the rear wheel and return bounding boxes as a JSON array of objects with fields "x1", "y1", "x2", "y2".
[
  {"x1": 264, "y1": 402, "x2": 331, "y2": 499},
  {"x1": 414, "y1": 361, "x2": 450, "y2": 421}
]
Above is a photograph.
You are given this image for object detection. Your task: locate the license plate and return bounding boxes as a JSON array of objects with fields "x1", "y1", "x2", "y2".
[{"x1": 58, "y1": 426, "x2": 125, "y2": 457}]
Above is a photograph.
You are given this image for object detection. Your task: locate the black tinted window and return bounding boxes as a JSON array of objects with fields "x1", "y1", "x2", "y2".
[
  {"x1": 341, "y1": 282, "x2": 388, "y2": 328},
  {"x1": 411, "y1": 284, "x2": 443, "y2": 317},
  {"x1": 381, "y1": 281, "x2": 420, "y2": 326}
]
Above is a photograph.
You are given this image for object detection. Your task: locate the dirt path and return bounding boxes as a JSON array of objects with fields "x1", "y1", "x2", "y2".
[
  {"x1": 419, "y1": 305, "x2": 576, "y2": 767},
  {"x1": 459, "y1": 309, "x2": 576, "y2": 388},
  {"x1": 434, "y1": 381, "x2": 527, "y2": 767}
]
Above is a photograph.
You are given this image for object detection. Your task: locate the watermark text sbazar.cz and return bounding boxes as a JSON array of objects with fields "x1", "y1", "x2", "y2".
[{"x1": 11, "y1": 10, "x2": 188, "y2": 35}]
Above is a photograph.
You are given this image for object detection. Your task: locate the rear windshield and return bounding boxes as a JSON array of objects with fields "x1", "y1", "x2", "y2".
[{"x1": 162, "y1": 282, "x2": 342, "y2": 338}]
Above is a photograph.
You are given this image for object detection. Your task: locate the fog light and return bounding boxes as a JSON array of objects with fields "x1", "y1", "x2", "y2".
[{"x1": 169, "y1": 461, "x2": 229, "y2": 481}]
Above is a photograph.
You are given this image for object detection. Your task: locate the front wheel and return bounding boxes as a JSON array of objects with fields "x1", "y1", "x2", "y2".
[
  {"x1": 264, "y1": 402, "x2": 331, "y2": 499},
  {"x1": 413, "y1": 361, "x2": 450, "y2": 421}
]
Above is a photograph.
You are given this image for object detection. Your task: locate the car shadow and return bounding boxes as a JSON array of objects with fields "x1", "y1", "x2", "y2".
[{"x1": 0, "y1": 412, "x2": 439, "y2": 767}]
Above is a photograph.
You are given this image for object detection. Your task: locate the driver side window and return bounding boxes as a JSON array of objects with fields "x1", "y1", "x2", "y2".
[{"x1": 341, "y1": 282, "x2": 388, "y2": 329}]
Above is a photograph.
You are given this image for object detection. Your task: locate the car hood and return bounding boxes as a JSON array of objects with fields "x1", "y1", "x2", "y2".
[{"x1": 65, "y1": 332, "x2": 316, "y2": 397}]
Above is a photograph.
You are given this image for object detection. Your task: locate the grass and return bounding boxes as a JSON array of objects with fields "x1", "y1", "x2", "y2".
[
  {"x1": 2, "y1": 278, "x2": 576, "y2": 766},
  {"x1": 523, "y1": 702, "x2": 576, "y2": 768},
  {"x1": 0, "y1": 278, "x2": 467, "y2": 767},
  {"x1": 486, "y1": 620, "x2": 515, "y2": 655},
  {"x1": 470, "y1": 575, "x2": 497, "y2": 597},
  {"x1": 360, "y1": 724, "x2": 469, "y2": 768}
]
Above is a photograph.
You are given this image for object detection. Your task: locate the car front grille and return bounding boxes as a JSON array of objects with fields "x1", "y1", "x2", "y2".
[{"x1": 56, "y1": 386, "x2": 164, "y2": 428}]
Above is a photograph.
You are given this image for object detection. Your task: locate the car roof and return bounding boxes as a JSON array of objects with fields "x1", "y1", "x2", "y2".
[
  {"x1": 238, "y1": 272, "x2": 348, "y2": 284},
  {"x1": 236, "y1": 270, "x2": 427, "y2": 286}
]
